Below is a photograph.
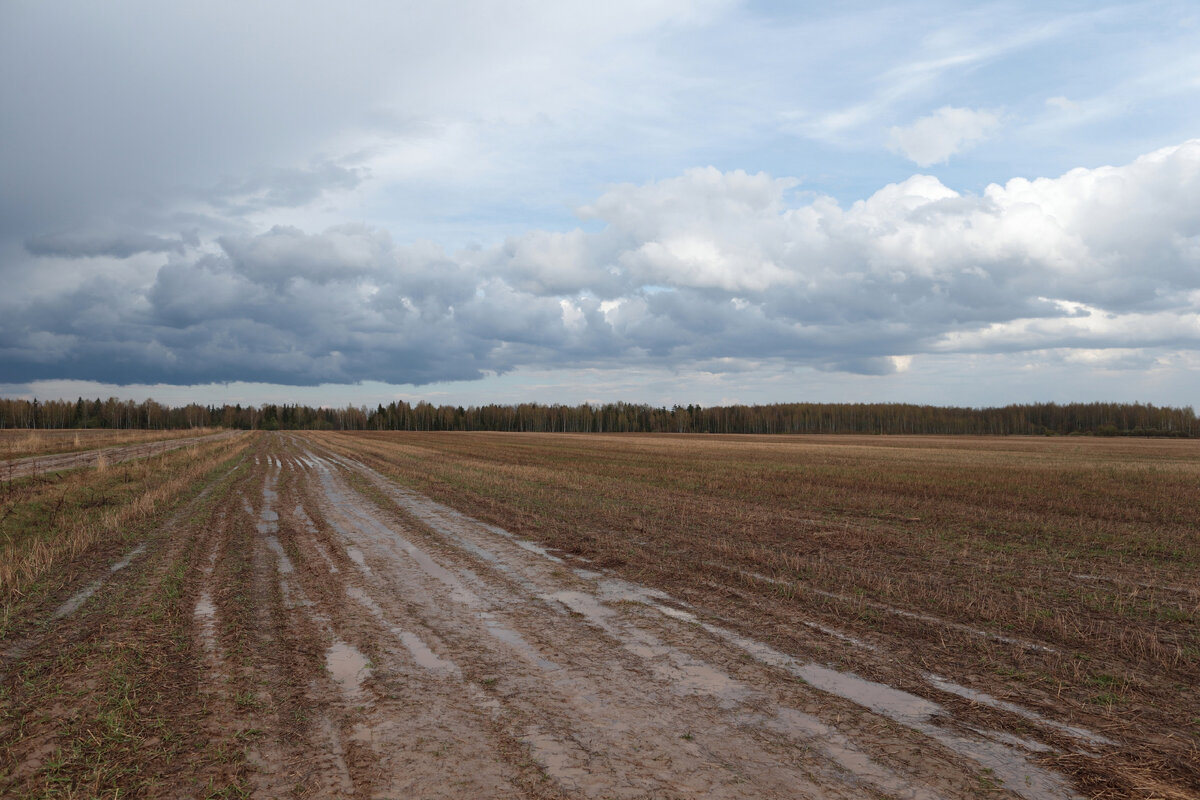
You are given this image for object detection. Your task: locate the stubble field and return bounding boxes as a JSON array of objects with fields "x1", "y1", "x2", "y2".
[
  {"x1": 0, "y1": 428, "x2": 225, "y2": 461},
  {"x1": 1, "y1": 430, "x2": 1196, "y2": 799}
]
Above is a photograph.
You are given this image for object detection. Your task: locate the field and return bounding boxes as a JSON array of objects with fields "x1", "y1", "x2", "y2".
[
  {"x1": 0, "y1": 428, "x2": 224, "y2": 461},
  {"x1": 1, "y1": 431, "x2": 1196, "y2": 798}
]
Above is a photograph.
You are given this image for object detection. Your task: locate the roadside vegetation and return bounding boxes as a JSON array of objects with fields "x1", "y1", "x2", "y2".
[
  {"x1": 0, "y1": 427, "x2": 223, "y2": 461},
  {"x1": 0, "y1": 433, "x2": 249, "y2": 636},
  {"x1": 308, "y1": 430, "x2": 1200, "y2": 796},
  {"x1": 0, "y1": 433, "x2": 255, "y2": 798}
]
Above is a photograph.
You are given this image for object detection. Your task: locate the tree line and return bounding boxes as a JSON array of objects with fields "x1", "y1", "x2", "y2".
[{"x1": 0, "y1": 396, "x2": 1195, "y2": 437}]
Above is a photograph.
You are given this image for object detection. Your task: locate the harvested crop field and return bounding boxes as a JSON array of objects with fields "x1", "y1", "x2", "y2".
[
  {"x1": 0, "y1": 428, "x2": 226, "y2": 462},
  {"x1": 2, "y1": 431, "x2": 1196, "y2": 798}
]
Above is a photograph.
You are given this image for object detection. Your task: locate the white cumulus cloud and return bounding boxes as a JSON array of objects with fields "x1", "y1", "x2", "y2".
[{"x1": 887, "y1": 106, "x2": 1002, "y2": 166}]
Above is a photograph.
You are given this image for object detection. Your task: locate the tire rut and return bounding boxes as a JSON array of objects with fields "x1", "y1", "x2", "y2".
[{"x1": 286, "y1": 434, "x2": 1077, "y2": 800}]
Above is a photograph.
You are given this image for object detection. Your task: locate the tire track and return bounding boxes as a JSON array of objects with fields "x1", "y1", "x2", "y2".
[
  {"x1": 297, "y1": 439, "x2": 1036, "y2": 799},
  {"x1": 0, "y1": 430, "x2": 244, "y2": 480}
]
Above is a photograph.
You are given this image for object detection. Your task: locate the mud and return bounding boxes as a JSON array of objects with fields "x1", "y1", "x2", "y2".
[
  {"x1": 4, "y1": 431, "x2": 1124, "y2": 798},
  {"x1": 282, "y1": 437, "x2": 1113, "y2": 799}
]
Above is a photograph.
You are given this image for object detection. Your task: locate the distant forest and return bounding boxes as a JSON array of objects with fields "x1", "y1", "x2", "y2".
[{"x1": 0, "y1": 396, "x2": 1196, "y2": 437}]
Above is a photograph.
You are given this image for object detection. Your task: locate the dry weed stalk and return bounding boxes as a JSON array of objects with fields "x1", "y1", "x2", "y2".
[
  {"x1": 0, "y1": 427, "x2": 223, "y2": 460},
  {"x1": 0, "y1": 435, "x2": 248, "y2": 619}
]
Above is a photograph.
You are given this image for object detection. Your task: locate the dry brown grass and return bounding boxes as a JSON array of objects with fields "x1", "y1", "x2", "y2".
[
  {"x1": 0, "y1": 433, "x2": 250, "y2": 632},
  {"x1": 0, "y1": 427, "x2": 222, "y2": 461},
  {"x1": 0, "y1": 438, "x2": 257, "y2": 798},
  {"x1": 306, "y1": 430, "x2": 1200, "y2": 796}
]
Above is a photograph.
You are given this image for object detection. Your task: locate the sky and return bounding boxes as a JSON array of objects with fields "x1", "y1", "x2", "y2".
[{"x1": 2, "y1": 0, "x2": 1199, "y2": 409}]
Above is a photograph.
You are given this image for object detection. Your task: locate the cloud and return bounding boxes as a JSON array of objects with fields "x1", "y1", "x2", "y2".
[
  {"x1": 218, "y1": 224, "x2": 394, "y2": 288},
  {"x1": 25, "y1": 231, "x2": 193, "y2": 259},
  {"x1": 888, "y1": 106, "x2": 1002, "y2": 166},
  {"x1": 208, "y1": 161, "x2": 366, "y2": 212},
  {"x1": 1045, "y1": 95, "x2": 1079, "y2": 113},
  {"x1": 3, "y1": 139, "x2": 1200, "y2": 386}
]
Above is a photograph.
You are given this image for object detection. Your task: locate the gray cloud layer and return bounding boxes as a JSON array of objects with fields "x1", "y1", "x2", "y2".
[
  {"x1": 25, "y1": 232, "x2": 195, "y2": 259},
  {"x1": 3, "y1": 140, "x2": 1198, "y2": 387}
]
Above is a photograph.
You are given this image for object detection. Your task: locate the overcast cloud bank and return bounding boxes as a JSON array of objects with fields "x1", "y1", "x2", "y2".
[
  {"x1": 3, "y1": 140, "x2": 1198, "y2": 390},
  {"x1": 3, "y1": 2, "x2": 1199, "y2": 405}
]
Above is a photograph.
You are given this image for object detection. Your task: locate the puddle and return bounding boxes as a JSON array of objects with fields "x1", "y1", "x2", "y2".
[
  {"x1": 573, "y1": 568, "x2": 604, "y2": 581},
  {"x1": 396, "y1": 629, "x2": 459, "y2": 674},
  {"x1": 345, "y1": 465, "x2": 567, "y2": 569},
  {"x1": 53, "y1": 542, "x2": 148, "y2": 619},
  {"x1": 293, "y1": 503, "x2": 316, "y2": 530},
  {"x1": 316, "y1": 455, "x2": 566, "y2": 674},
  {"x1": 326, "y1": 639, "x2": 371, "y2": 698},
  {"x1": 195, "y1": 593, "x2": 216, "y2": 618},
  {"x1": 548, "y1": 589, "x2": 614, "y2": 621},
  {"x1": 257, "y1": 471, "x2": 296, "y2": 579},
  {"x1": 968, "y1": 727, "x2": 1053, "y2": 753},
  {"x1": 541, "y1": 550, "x2": 1082, "y2": 797},
  {"x1": 925, "y1": 674, "x2": 1113, "y2": 747},
  {"x1": 523, "y1": 727, "x2": 592, "y2": 790},
  {"x1": 803, "y1": 621, "x2": 877, "y2": 650},
  {"x1": 312, "y1": 542, "x2": 341, "y2": 574},
  {"x1": 265, "y1": 535, "x2": 294, "y2": 573},
  {"x1": 750, "y1": 707, "x2": 944, "y2": 800},
  {"x1": 293, "y1": 504, "x2": 341, "y2": 573},
  {"x1": 419, "y1": 521, "x2": 549, "y2": 596},
  {"x1": 736, "y1": 567, "x2": 1057, "y2": 653},
  {"x1": 597, "y1": 578, "x2": 671, "y2": 605},
  {"x1": 696, "y1": 620, "x2": 1077, "y2": 799},
  {"x1": 649, "y1": 603, "x2": 695, "y2": 623},
  {"x1": 511, "y1": 539, "x2": 563, "y2": 563},
  {"x1": 55, "y1": 581, "x2": 103, "y2": 619},
  {"x1": 346, "y1": 586, "x2": 459, "y2": 675},
  {"x1": 480, "y1": 612, "x2": 561, "y2": 672},
  {"x1": 313, "y1": 458, "x2": 483, "y2": 608},
  {"x1": 547, "y1": 588, "x2": 747, "y2": 705},
  {"x1": 109, "y1": 542, "x2": 147, "y2": 572},
  {"x1": 194, "y1": 590, "x2": 221, "y2": 659},
  {"x1": 345, "y1": 547, "x2": 371, "y2": 573}
]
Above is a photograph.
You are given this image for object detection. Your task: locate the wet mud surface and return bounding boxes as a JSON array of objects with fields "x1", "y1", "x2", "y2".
[
  {"x1": 225, "y1": 435, "x2": 1118, "y2": 798},
  {"x1": 3, "y1": 432, "x2": 1125, "y2": 798}
]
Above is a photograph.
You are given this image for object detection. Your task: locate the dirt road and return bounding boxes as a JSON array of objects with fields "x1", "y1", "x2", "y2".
[
  {"x1": 0, "y1": 429, "x2": 244, "y2": 480},
  {"x1": 4, "y1": 432, "x2": 1117, "y2": 798}
]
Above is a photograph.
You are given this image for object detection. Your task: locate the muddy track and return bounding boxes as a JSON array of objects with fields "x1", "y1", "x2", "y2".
[
  {"x1": 0, "y1": 429, "x2": 245, "y2": 480},
  {"x1": 179, "y1": 432, "x2": 1112, "y2": 800},
  {"x1": 3, "y1": 432, "x2": 1121, "y2": 798}
]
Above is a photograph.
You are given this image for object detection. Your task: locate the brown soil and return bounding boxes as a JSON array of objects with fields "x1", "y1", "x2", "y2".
[{"x1": 1, "y1": 432, "x2": 1186, "y2": 798}]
